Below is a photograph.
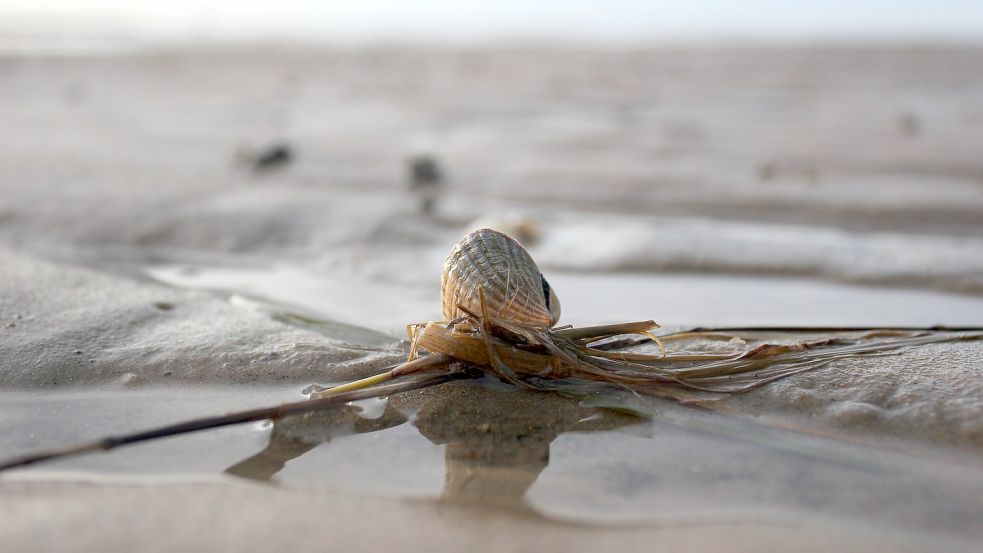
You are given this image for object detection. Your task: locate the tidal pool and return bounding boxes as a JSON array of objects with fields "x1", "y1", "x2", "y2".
[{"x1": 2, "y1": 377, "x2": 981, "y2": 551}]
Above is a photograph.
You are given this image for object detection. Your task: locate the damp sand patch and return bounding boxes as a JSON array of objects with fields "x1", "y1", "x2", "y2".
[{"x1": 1, "y1": 380, "x2": 981, "y2": 552}]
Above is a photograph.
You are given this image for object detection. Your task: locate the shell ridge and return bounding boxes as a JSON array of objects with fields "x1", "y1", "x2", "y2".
[
  {"x1": 505, "y1": 236, "x2": 536, "y2": 321},
  {"x1": 469, "y1": 238, "x2": 507, "y2": 311},
  {"x1": 441, "y1": 228, "x2": 553, "y2": 327}
]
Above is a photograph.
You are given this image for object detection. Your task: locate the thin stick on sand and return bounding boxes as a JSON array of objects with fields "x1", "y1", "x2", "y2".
[{"x1": 0, "y1": 364, "x2": 477, "y2": 472}]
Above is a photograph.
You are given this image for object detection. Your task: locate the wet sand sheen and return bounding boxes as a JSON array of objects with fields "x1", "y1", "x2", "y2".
[
  {"x1": 2, "y1": 44, "x2": 983, "y2": 552},
  {"x1": 3, "y1": 381, "x2": 981, "y2": 544},
  {"x1": 147, "y1": 262, "x2": 983, "y2": 332}
]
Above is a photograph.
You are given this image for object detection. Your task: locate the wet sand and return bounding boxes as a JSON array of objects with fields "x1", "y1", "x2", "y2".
[
  {"x1": 2, "y1": 476, "x2": 953, "y2": 553},
  {"x1": 3, "y1": 377, "x2": 982, "y2": 552},
  {"x1": 2, "y1": 45, "x2": 983, "y2": 552}
]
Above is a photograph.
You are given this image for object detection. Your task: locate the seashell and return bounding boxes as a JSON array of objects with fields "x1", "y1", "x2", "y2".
[{"x1": 442, "y1": 228, "x2": 560, "y2": 328}]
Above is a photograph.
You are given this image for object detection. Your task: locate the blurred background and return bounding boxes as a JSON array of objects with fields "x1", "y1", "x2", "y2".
[
  {"x1": 2, "y1": 1, "x2": 983, "y2": 331},
  {"x1": 3, "y1": 1, "x2": 983, "y2": 45}
]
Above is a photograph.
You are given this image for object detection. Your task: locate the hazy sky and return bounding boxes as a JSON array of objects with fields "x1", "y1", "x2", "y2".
[{"x1": 4, "y1": 0, "x2": 983, "y2": 43}]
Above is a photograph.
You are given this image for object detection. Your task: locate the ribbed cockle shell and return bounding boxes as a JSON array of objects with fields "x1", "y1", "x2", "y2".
[{"x1": 441, "y1": 228, "x2": 560, "y2": 328}]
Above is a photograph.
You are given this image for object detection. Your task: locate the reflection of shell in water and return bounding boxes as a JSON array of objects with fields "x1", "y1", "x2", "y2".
[{"x1": 442, "y1": 228, "x2": 560, "y2": 329}]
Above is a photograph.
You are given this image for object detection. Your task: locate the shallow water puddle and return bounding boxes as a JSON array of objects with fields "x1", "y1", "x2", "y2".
[
  {"x1": 552, "y1": 272, "x2": 983, "y2": 328},
  {"x1": 146, "y1": 263, "x2": 983, "y2": 333},
  {"x1": 2, "y1": 382, "x2": 981, "y2": 548},
  {"x1": 145, "y1": 264, "x2": 439, "y2": 335}
]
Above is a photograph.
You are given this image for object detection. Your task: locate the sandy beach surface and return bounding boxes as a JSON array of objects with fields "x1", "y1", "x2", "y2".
[{"x1": 1, "y1": 45, "x2": 982, "y2": 552}]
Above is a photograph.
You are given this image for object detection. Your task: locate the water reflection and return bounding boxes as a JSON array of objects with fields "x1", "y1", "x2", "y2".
[
  {"x1": 225, "y1": 380, "x2": 640, "y2": 511},
  {"x1": 224, "y1": 401, "x2": 408, "y2": 481}
]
